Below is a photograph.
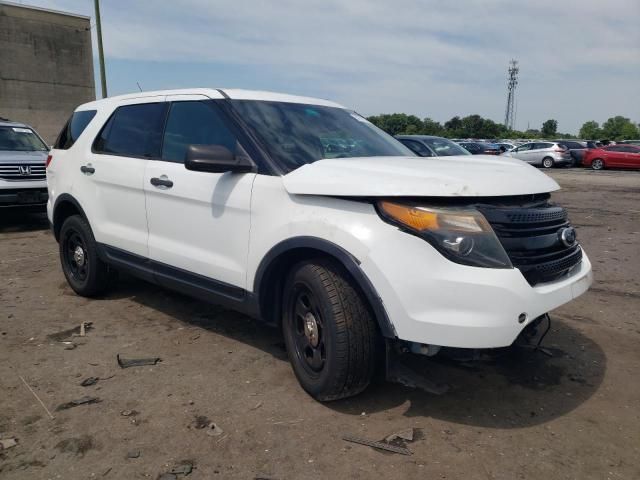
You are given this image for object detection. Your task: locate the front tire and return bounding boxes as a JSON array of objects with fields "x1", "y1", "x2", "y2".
[
  {"x1": 591, "y1": 158, "x2": 604, "y2": 170},
  {"x1": 59, "y1": 215, "x2": 114, "y2": 296},
  {"x1": 282, "y1": 260, "x2": 379, "y2": 401},
  {"x1": 542, "y1": 157, "x2": 554, "y2": 168}
]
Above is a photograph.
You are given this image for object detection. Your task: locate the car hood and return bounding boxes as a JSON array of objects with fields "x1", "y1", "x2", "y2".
[
  {"x1": 0, "y1": 150, "x2": 48, "y2": 164},
  {"x1": 282, "y1": 155, "x2": 559, "y2": 197}
]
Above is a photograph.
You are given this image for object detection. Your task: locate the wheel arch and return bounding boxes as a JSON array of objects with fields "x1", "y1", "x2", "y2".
[
  {"x1": 253, "y1": 237, "x2": 396, "y2": 338},
  {"x1": 52, "y1": 194, "x2": 89, "y2": 241}
]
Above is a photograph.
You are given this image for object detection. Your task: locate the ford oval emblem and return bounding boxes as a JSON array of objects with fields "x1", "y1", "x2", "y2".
[{"x1": 559, "y1": 226, "x2": 577, "y2": 247}]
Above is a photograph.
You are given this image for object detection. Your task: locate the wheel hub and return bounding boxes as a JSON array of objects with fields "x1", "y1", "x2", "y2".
[
  {"x1": 303, "y1": 312, "x2": 319, "y2": 347},
  {"x1": 73, "y1": 246, "x2": 86, "y2": 267}
]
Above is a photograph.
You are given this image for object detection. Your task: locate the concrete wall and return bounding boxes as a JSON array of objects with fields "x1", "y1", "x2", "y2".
[{"x1": 0, "y1": 2, "x2": 95, "y2": 143}]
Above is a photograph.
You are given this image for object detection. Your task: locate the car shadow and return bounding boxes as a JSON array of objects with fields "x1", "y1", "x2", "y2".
[
  {"x1": 0, "y1": 210, "x2": 49, "y2": 233},
  {"x1": 330, "y1": 320, "x2": 606, "y2": 429},
  {"x1": 105, "y1": 275, "x2": 606, "y2": 429}
]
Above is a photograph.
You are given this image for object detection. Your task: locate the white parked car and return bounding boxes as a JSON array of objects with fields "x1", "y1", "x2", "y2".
[
  {"x1": 47, "y1": 89, "x2": 592, "y2": 400},
  {"x1": 502, "y1": 141, "x2": 572, "y2": 168}
]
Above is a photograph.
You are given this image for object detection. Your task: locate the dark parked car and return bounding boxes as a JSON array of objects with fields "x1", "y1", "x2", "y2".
[
  {"x1": 395, "y1": 135, "x2": 471, "y2": 157},
  {"x1": 457, "y1": 141, "x2": 501, "y2": 155},
  {"x1": 585, "y1": 140, "x2": 603, "y2": 149},
  {"x1": 618, "y1": 140, "x2": 640, "y2": 146},
  {"x1": 555, "y1": 140, "x2": 587, "y2": 166}
]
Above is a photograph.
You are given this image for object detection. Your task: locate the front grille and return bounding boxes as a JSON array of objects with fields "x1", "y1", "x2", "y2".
[
  {"x1": 0, "y1": 163, "x2": 46, "y2": 181},
  {"x1": 479, "y1": 203, "x2": 583, "y2": 286}
]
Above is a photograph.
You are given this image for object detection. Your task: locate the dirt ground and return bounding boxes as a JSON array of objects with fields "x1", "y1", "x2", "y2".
[{"x1": 1, "y1": 169, "x2": 639, "y2": 480}]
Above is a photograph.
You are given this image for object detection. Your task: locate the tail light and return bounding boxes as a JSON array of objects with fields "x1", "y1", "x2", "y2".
[{"x1": 46, "y1": 154, "x2": 53, "y2": 168}]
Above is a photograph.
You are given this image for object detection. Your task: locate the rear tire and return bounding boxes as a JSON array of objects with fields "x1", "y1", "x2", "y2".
[
  {"x1": 542, "y1": 157, "x2": 554, "y2": 168},
  {"x1": 282, "y1": 259, "x2": 379, "y2": 401},
  {"x1": 591, "y1": 158, "x2": 604, "y2": 170},
  {"x1": 59, "y1": 215, "x2": 114, "y2": 296}
]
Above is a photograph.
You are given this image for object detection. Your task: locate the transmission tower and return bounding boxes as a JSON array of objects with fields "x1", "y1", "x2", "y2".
[{"x1": 504, "y1": 59, "x2": 519, "y2": 130}]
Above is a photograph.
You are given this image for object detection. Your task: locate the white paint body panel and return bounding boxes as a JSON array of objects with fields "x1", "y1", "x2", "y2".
[
  {"x1": 144, "y1": 161, "x2": 255, "y2": 287},
  {"x1": 248, "y1": 175, "x2": 592, "y2": 348},
  {"x1": 283, "y1": 156, "x2": 560, "y2": 197}
]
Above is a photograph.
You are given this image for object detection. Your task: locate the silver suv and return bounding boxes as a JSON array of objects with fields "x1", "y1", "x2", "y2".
[
  {"x1": 0, "y1": 119, "x2": 49, "y2": 210},
  {"x1": 502, "y1": 141, "x2": 571, "y2": 168}
]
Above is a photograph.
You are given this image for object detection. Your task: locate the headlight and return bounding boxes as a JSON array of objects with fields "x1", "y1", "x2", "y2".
[{"x1": 377, "y1": 201, "x2": 512, "y2": 269}]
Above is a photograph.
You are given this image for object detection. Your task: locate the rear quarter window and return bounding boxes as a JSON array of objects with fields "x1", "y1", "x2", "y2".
[{"x1": 54, "y1": 110, "x2": 97, "y2": 149}]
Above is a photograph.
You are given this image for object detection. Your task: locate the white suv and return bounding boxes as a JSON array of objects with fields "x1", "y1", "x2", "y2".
[
  {"x1": 0, "y1": 119, "x2": 49, "y2": 210},
  {"x1": 47, "y1": 89, "x2": 592, "y2": 400}
]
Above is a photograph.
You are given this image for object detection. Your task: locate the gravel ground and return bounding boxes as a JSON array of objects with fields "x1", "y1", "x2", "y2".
[{"x1": 1, "y1": 168, "x2": 639, "y2": 479}]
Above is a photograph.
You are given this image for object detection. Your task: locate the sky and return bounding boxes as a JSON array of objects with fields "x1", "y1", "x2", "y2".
[{"x1": 16, "y1": 0, "x2": 640, "y2": 134}]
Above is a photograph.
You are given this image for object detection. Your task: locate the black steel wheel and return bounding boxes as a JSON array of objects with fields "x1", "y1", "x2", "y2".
[
  {"x1": 282, "y1": 259, "x2": 379, "y2": 401},
  {"x1": 290, "y1": 284, "x2": 327, "y2": 377},
  {"x1": 63, "y1": 229, "x2": 89, "y2": 283},
  {"x1": 59, "y1": 215, "x2": 114, "y2": 296}
]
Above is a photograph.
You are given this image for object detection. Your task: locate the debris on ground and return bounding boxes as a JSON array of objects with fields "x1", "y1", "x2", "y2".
[
  {"x1": 56, "y1": 396, "x2": 101, "y2": 411},
  {"x1": 157, "y1": 474, "x2": 177, "y2": 480},
  {"x1": 387, "y1": 362, "x2": 448, "y2": 395},
  {"x1": 205, "y1": 422, "x2": 224, "y2": 437},
  {"x1": 170, "y1": 462, "x2": 194, "y2": 475},
  {"x1": 62, "y1": 341, "x2": 76, "y2": 350},
  {"x1": 47, "y1": 322, "x2": 93, "y2": 342},
  {"x1": 127, "y1": 450, "x2": 140, "y2": 459},
  {"x1": 191, "y1": 414, "x2": 224, "y2": 436},
  {"x1": 0, "y1": 437, "x2": 18, "y2": 450},
  {"x1": 80, "y1": 376, "x2": 99, "y2": 387},
  {"x1": 384, "y1": 428, "x2": 415, "y2": 443},
  {"x1": 121, "y1": 409, "x2": 139, "y2": 417},
  {"x1": 18, "y1": 375, "x2": 56, "y2": 419},
  {"x1": 55, "y1": 435, "x2": 95, "y2": 456},
  {"x1": 117, "y1": 354, "x2": 161, "y2": 368},
  {"x1": 192, "y1": 415, "x2": 210, "y2": 429},
  {"x1": 250, "y1": 401, "x2": 263, "y2": 411},
  {"x1": 342, "y1": 434, "x2": 412, "y2": 455}
]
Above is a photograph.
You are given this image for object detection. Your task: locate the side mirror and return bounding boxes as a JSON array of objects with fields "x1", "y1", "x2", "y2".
[{"x1": 184, "y1": 144, "x2": 256, "y2": 173}]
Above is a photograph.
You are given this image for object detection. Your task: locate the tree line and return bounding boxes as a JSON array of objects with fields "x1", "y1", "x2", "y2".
[{"x1": 366, "y1": 113, "x2": 640, "y2": 141}]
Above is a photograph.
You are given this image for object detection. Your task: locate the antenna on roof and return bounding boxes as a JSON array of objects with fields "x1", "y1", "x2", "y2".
[{"x1": 136, "y1": 82, "x2": 143, "y2": 92}]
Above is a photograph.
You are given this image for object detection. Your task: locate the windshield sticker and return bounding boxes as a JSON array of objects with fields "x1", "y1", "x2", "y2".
[{"x1": 12, "y1": 128, "x2": 32, "y2": 133}]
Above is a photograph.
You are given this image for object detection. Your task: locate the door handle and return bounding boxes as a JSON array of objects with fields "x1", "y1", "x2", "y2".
[
  {"x1": 80, "y1": 164, "x2": 95, "y2": 175},
  {"x1": 150, "y1": 176, "x2": 173, "y2": 188}
]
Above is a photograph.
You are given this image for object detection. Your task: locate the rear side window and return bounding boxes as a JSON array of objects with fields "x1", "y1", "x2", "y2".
[
  {"x1": 93, "y1": 103, "x2": 167, "y2": 158},
  {"x1": 534, "y1": 143, "x2": 553, "y2": 149},
  {"x1": 620, "y1": 146, "x2": 640, "y2": 153},
  {"x1": 54, "y1": 110, "x2": 97, "y2": 149},
  {"x1": 399, "y1": 139, "x2": 431, "y2": 157},
  {"x1": 162, "y1": 101, "x2": 237, "y2": 163}
]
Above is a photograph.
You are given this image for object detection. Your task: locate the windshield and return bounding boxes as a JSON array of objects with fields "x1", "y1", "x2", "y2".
[
  {"x1": 230, "y1": 100, "x2": 413, "y2": 173},
  {"x1": 422, "y1": 137, "x2": 471, "y2": 156},
  {"x1": 0, "y1": 126, "x2": 48, "y2": 152}
]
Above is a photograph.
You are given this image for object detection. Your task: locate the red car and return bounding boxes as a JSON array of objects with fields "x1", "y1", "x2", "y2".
[{"x1": 583, "y1": 145, "x2": 640, "y2": 170}]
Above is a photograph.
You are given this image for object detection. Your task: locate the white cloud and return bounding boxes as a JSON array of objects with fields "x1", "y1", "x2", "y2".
[{"x1": 23, "y1": 0, "x2": 640, "y2": 132}]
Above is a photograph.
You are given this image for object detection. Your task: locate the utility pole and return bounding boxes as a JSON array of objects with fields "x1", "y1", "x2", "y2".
[
  {"x1": 504, "y1": 59, "x2": 519, "y2": 130},
  {"x1": 94, "y1": 0, "x2": 107, "y2": 98}
]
